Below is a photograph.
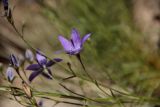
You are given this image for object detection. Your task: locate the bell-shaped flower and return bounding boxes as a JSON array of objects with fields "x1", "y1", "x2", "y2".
[
  {"x1": 26, "y1": 50, "x2": 62, "y2": 82},
  {"x1": 58, "y1": 28, "x2": 91, "y2": 55}
]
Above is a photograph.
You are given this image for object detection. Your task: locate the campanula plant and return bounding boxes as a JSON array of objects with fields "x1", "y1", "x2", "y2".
[
  {"x1": 58, "y1": 28, "x2": 91, "y2": 55},
  {"x1": 1, "y1": 1, "x2": 155, "y2": 107}
]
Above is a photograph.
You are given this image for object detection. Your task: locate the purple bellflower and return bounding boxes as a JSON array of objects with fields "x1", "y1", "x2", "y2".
[
  {"x1": 58, "y1": 28, "x2": 91, "y2": 55},
  {"x1": 6, "y1": 67, "x2": 15, "y2": 83},
  {"x1": 26, "y1": 50, "x2": 62, "y2": 82}
]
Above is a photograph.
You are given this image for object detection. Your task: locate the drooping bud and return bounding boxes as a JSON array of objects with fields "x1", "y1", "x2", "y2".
[{"x1": 9, "y1": 54, "x2": 20, "y2": 68}]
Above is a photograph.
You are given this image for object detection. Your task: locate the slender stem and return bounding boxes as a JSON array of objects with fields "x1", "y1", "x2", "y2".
[
  {"x1": 58, "y1": 83, "x2": 107, "y2": 104},
  {"x1": 76, "y1": 54, "x2": 94, "y2": 81},
  {"x1": 62, "y1": 75, "x2": 76, "y2": 81},
  {"x1": 41, "y1": 96, "x2": 87, "y2": 106},
  {"x1": 62, "y1": 62, "x2": 76, "y2": 81},
  {"x1": 76, "y1": 54, "x2": 111, "y2": 97}
]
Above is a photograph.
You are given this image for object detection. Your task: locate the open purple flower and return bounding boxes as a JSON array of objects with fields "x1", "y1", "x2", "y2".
[
  {"x1": 26, "y1": 50, "x2": 62, "y2": 82},
  {"x1": 58, "y1": 28, "x2": 91, "y2": 55}
]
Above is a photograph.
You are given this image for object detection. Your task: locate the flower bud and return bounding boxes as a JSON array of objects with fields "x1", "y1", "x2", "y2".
[
  {"x1": 9, "y1": 54, "x2": 20, "y2": 68},
  {"x1": 6, "y1": 67, "x2": 15, "y2": 83},
  {"x1": 25, "y1": 49, "x2": 34, "y2": 62}
]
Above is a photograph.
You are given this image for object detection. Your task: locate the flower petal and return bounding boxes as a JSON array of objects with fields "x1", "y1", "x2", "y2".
[
  {"x1": 58, "y1": 35, "x2": 74, "y2": 52},
  {"x1": 46, "y1": 60, "x2": 55, "y2": 67},
  {"x1": 29, "y1": 70, "x2": 41, "y2": 82},
  {"x1": 81, "y1": 33, "x2": 91, "y2": 45},
  {"x1": 26, "y1": 64, "x2": 41, "y2": 71},
  {"x1": 71, "y1": 28, "x2": 81, "y2": 48},
  {"x1": 36, "y1": 51, "x2": 47, "y2": 65},
  {"x1": 46, "y1": 58, "x2": 62, "y2": 67}
]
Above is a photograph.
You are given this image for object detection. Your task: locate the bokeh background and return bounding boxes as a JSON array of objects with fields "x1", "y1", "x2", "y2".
[{"x1": 0, "y1": 0, "x2": 160, "y2": 107}]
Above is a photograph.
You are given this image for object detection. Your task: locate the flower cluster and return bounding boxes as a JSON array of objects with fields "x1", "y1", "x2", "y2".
[
  {"x1": 2, "y1": 2, "x2": 91, "y2": 105},
  {"x1": 6, "y1": 28, "x2": 91, "y2": 83}
]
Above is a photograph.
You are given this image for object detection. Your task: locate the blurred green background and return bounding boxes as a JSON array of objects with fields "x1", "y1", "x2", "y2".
[{"x1": 41, "y1": 0, "x2": 158, "y2": 94}]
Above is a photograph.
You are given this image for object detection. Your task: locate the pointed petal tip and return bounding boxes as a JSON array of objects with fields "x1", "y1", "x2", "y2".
[
  {"x1": 82, "y1": 33, "x2": 91, "y2": 44},
  {"x1": 54, "y1": 58, "x2": 62, "y2": 62}
]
